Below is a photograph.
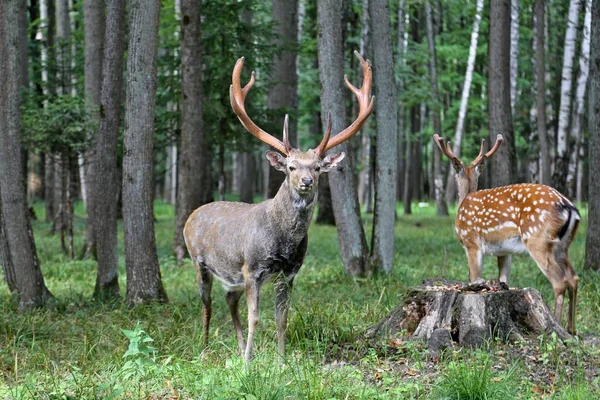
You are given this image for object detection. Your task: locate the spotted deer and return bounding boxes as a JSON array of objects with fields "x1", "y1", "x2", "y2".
[
  {"x1": 184, "y1": 52, "x2": 374, "y2": 362},
  {"x1": 434, "y1": 134, "x2": 580, "y2": 335}
]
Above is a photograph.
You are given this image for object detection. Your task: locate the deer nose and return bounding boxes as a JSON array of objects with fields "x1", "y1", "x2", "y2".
[{"x1": 301, "y1": 177, "x2": 313, "y2": 186}]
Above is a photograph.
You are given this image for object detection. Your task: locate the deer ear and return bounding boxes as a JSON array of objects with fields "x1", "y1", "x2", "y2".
[
  {"x1": 321, "y1": 152, "x2": 346, "y2": 172},
  {"x1": 452, "y1": 159, "x2": 464, "y2": 174},
  {"x1": 474, "y1": 157, "x2": 487, "y2": 173},
  {"x1": 265, "y1": 151, "x2": 287, "y2": 171}
]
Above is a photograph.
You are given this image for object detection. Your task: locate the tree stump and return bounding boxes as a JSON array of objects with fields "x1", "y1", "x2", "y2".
[{"x1": 367, "y1": 279, "x2": 570, "y2": 355}]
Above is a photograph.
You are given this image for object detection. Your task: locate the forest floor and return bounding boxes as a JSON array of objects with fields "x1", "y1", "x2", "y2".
[{"x1": 1, "y1": 201, "x2": 599, "y2": 399}]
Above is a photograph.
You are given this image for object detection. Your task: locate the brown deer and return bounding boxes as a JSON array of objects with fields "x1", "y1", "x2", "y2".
[
  {"x1": 434, "y1": 134, "x2": 580, "y2": 334},
  {"x1": 184, "y1": 52, "x2": 374, "y2": 362}
]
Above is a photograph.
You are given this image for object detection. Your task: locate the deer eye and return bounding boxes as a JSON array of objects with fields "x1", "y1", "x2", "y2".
[
  {"x1": 289, "y1": 166, "x2": 296, "y2": 171},
  {"x1": 315, "y1": 166, "x2": 321, "y2": 172}
]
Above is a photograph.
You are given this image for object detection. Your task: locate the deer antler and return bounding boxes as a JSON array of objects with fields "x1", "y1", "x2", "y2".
[
  {"x1": 433, "y1": 134, "x2": 461, "y2": 164},
  {"x1": 313, "y1": 51, "x2": 375, "y2": 156},
  {"x1": 230, "y1": 57, "x2": 291, "y2": 155},
  {"x1": 472, "y1": 134, "x2": 503, "y2": 166}
]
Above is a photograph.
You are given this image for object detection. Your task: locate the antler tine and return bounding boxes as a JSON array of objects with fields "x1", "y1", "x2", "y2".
[
  {"x1": 230, "y1": 57, "x2": 289, "y2": 155},
  {"x1": 314, "y1": 112, "x2": 332, "y2": 157},
  {"x1": 472, "y1": 134, "x2": 504, "y2": 166},
  {"x1": 320, "y1": 51, "x2": 376, "y2": 152},
  {"x1": 433, "y1": 134, "x2": 460, "y2": 162},
  {"x1": 283, "y1": 114, "x2": 293, "y2": 153}
]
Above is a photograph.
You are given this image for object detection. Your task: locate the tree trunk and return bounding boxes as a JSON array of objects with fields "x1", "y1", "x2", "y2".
[
  {"x1": 509, "y1": 0, "x2": 519, "y2": 113},
  {"x1": 55, "y1": 0, "x2": 70, "y2": 94},
  {"x1": 267, "y1": 0, "x2": 299, "y2": 198},
  {"x1": 396, "y1": 0, "x2": 407, "y2": 202},
  {"x1": 488, "y1": 0, "x2": 516, "y2": 187},
  {"x1": 566, "y1": 0, "x2": 592, "y2": 198},
  {"x1": 403, "y1": 106, "x2": 419, "y2": 214},
  {"x1": 174, "y1": 0, "x2": 209, "y2": 262},
  {"x1": 425, "y1": 0, "x2": 448, "y2": 217},
  {"x1": 87, "y1": 0, "x2": 126, "y2": 300},
  {"x1": 553, "y1": 0, "x2": 582, "y2": 193},
  {"x1": 0, "y1": 0, "x2": 52, "y2": 308},
  {"x1": 122, "y1": 0, "x2": 168, "y2": 305},
  {"x1": 584, "y1": 0, "x2": 599, "y2": 271},
  {"x1": 446, "y1": 0, "x2": 484, "y2": 201},
  {"x1": 317, "y1": 0, "x2": 369, "y2": 277},
  {"x1": 82, "y1": 0, "x2": 106, "y2": 259},
  {"x1": 368, "y1": 0, "x2": 398, "y2": 274},
  {"x1": 238, "y1": 151, "x2": 255, "y2": 203},
  {"x1": 534, "y1": 0, "x2": 551, "y2": 185},
  {"x1": 357, "y1": 0, "x2": 372, "y2": 208}
]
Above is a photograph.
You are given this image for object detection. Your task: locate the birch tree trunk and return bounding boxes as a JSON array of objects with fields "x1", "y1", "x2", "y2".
[
  {"x1": 534, "y1": 0, "x2": 551, "y2": 185},
  {"x1": 509, "y1": 0, "x2": 519, "y2": 113},
  {"x1": 357, "y1": 0, "x2": 372, "y2": 208},
  {"x1": 369, "y1": 0, "x2": 398, "y2": 273},
  {"x1": 0, "y1": 0, "x2": 53, "y2": 308},
  {"x1": 123, "y1": 0, "x2": 168, "y2": 305},
  {"x1": 488, "y1": 0, "x2": 516, "y2": 187},
  {"x1": 566, "y1": 0, "x2": 592, "y2": 198},
  {"x1": 425, "y1": 0, "x2": 448, "y2": 216},
  {"x1": 446, "y1": 0, "x2": 483, "y2": 201},
  {"x1": 396, "y1": 0, "x2": 407, "y2": 202},
  {"x1": 553, "y1": 0, "x2": 582, "y2": 193},
  {"x1": 584, "y1": 0, "x2": 599, "y2": 270},
  {"x1": 317, "y1": 0, "x2": 369, "y2": 277}
]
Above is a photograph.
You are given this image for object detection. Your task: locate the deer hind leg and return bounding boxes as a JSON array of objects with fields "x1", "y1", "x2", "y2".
[
  {"x1": 465, "y1": 247, "x2": 484, "y2": 283},
  {"x1": 555, "y1": 250, "x2": 579, "y2": 335},
  {"x1": 197, "y1": 264, "x2": 213, "y2": 347},
  {"x1": 525, "y1": 239, "x2": 568, "y2": 327},
  {"x1": 497, "y1": 255, "x2": 512, "y2": 284},
  {"x1": 274, "y1": 274, "x2": 294, "y2": 362},
  {"x1": 226, "y1": 290, "x2": 246, "y2": 355}
]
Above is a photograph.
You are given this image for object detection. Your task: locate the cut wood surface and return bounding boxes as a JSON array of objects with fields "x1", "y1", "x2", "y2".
[{"x1": 367, "y1": 279, "x2": 571, "y2": 356}]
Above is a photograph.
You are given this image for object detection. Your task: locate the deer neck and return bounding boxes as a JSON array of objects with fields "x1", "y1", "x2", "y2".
[
  {"x1": 457, "y1": 177, "x2": 478, "y2": 206},
  {"x1": 268, "y1": 180, "x2": 317, "y2": 238}
]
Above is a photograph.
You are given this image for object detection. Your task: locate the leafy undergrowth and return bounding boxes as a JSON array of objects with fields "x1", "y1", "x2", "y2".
[{"x1": 0, "y1": 201, "x2": 599, "y2": 399}]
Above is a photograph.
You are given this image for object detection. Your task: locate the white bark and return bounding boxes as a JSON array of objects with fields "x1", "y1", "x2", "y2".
[
  {"x1": 566, "y1": 0, "x2": 592, "y2": 196},
  {"x1": 510, "y1": 0, "x2": 519, "y2": 113},
  {"x1": 38, "y1": 0, "x2": 49, "y2": 106},
  {"x1": 554, "y1": 0, "x2": 582, "y2": 190},
  {"x1": 446, "y1": 0, "x2": 484, "y2": 201}
]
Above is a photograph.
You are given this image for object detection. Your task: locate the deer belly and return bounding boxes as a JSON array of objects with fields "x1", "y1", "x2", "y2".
[{"x1": 481, "y1": 236, "x2": 528, "y2": 256}]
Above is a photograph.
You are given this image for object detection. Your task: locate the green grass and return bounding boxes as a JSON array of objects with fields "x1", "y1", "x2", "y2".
[{"x1": 1, "y1": 201, "x2": 599, "y2": 399}]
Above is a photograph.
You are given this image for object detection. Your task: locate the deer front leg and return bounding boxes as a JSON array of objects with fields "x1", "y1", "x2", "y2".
[
  {"x1": 497, "y1": 255, "x2": 512, "y2": 284},
  {"x1": 274, "y1": 275, "x2": 294, "y2": 362},
  {"x1": 244, "y1": 278, "x2": 261, "y2": 363},
  {"x1": 465, "y1": 247, "x2": 484, "y2": 284},
  {"x1": 198, "y1": 266, "x2": 213, "y2": 346},
  {"x1": 226, "y1": 290, "x2": 246, "y2": 355}
]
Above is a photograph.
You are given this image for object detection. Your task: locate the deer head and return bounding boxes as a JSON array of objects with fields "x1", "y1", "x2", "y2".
[
  {"x1": 230, "y1": 51, "x2": 375, "y2": 199},
  {"x1": 434, "y1": 134, "x2": 504, "y2": 202}
]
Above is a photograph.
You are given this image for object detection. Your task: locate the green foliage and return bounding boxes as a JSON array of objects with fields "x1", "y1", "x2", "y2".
[
  {"x1": 120, "y1": 322, "x2": 159, "y2": 381},
  {"x1": 21, "y1": 94, "x2": 95, "y2": 156}
]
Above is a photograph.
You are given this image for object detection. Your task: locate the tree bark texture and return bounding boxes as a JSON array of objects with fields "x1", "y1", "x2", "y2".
[
  {"x1": 584, "y1": 0, "x2": 599, "y2": 270},
  {"x1": 88, "y1": 0, "x2": 126, "y2": 300},
  {"x1": 553, "y1": 0, "x2": 582, "y2": 193},
  {"x1": 82, "y1": 0, "x2": 106, "y2": 259},
  {"x1": 566, "y1": 0, "x2": 592, "y2": 198},
  {"x1": 123, "y1": 0, "x2": 168, "y2": 305},
  {"x1": 488, "y1": 0, "x2": 516, "y2": 187},
  {"x1": 357, "y1": 0, "x2": 372, "y2": 209},
  {"x1": 396, "y1": 0, "x2": 407, "y2": 202},
  {"x1": 509, "y1": 0, "x2": 519, "y2": 113},
  {"x1": 317, "y1": 0, "x2": 369, "y2": 277},
  {"x1": 446, "y1": 0, "x2": 484, "y2": 201},
  {"x1": 267, "y1": 0, "x2": 299, "y2": 198},
  {"x1": 369, "y1": 0, "x2": 398, "y2": 274},
  {"x1": 366, "y1": 281, "x2": 571, "y2": 354},
  {"x1": 534, "y1": 0, "x2": 551, "y2": 186},
  {"x1": 0, "y1": 0, "x2": 52, "y2": 308},
  {"x1": 55, "y1": 0, "x2": 70, "y2": 94},
  {"x1": 425, "y1": 0, "x2": 448, "y2": 217},
  {"x1": 174, "y1": 0, "x2": 209, "y2": 262}
]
